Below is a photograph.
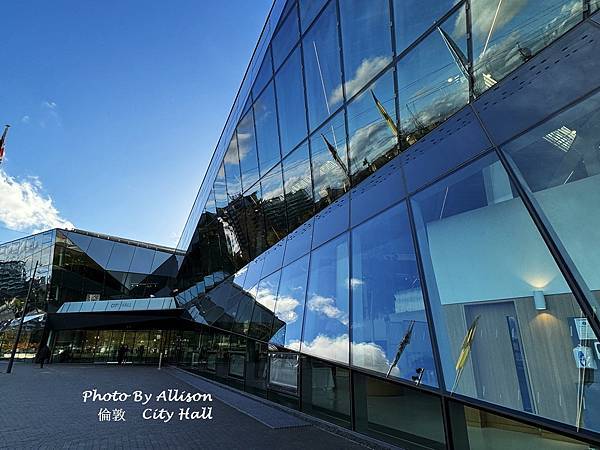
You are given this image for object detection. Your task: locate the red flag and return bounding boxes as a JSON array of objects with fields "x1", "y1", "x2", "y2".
[{"x1": 0, "y1": 125, "x2": 9, "y2": 165}]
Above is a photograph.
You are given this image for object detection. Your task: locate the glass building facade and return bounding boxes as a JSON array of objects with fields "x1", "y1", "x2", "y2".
[
  {"x1": 3, "y1": 1, "x2": 600, "y2": 448},
  {"x1": 169, "y1": 1, "x2": 600, "y2": 448},
  {"x1": 0, "y1": 229, "x2": 180, "y2": 358}
]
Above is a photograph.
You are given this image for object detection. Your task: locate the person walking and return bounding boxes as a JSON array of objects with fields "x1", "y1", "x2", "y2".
[
  {"x1": 37, "y1": 343, "x2": 51, "y2": 369},
  {"x1": 117, "y1": 344, "x2": 125, "y2": 365}
]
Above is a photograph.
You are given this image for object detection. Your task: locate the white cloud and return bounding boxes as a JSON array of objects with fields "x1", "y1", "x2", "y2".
[
  {"x1": 40, "y1": 100, "x2": 62, "y2": 128},
  {"x1": 21, "y1": 115, "x2": 30, "y2": 124},
  {"x1": 300, "y1": 334, "x2": 349, "y2": 364},
  {"x1": 330, "y1": 56, "x2": 390, "y2": 105},
  {"x1": 307, "y1": 294, "x2": 348, "y2": 325},
  {"x1": 0, "y1": 169, "x2": 74, "y2": 234},
  {"x1": 274, "y1": 294, "x2": 301, "y2": 324},
  {"x1": 352, "y1": 341, "x2": 400, "y2": 377}
]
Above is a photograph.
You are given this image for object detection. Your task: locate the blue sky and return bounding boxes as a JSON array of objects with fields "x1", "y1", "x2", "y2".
[{"x1": 0, "y1": 0, "x2": 272, "y2": 247}]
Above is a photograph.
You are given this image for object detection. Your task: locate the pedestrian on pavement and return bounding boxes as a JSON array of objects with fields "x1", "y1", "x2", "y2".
[
  {"x1": 136, "y1": 345, "x2": 145, "y2": 363},
  {"x1": 123, "y1": 344, "x2": 130, "y2": 364},
  {"x1": 37, "y1": 343, "x2": 51, "y2": 369},
  {"x1": 117, "y1": 344, "x2": 126, "y2": 365}
]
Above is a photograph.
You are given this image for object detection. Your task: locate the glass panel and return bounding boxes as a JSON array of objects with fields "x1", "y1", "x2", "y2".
[
  {"x1": 129, "y1": 247, "x2": 156, "y2": 274},
  {"x1": 283, "y1": 218, "x2": 313, "y2": 266},
  {"x1": 339, "y1": 0, "x2": 392, "y2": 99},
  {"x1": 275, "y1": 47, "x2": 308, "y2": 156},
  {"x1": 214, "y1": 162, "x2": 228, "y2": 209},
  {"x1": 301, "y1": 357, "x2": 351, "y2": 428},
  {"x1": 350, "y1": 159, "x2": 405, "y2": 227},
  {"x1": 411, "y1": 153, "x2": 600, "y2": 433},
  {"x1": 394, "y1": 0, "x2": 455, "y2": 53},
  {"x1": 311, "y1": 196, "x2": 349, "y2": 250},
  {"x1": 249, "y1": 270, "x2": 281, "y2": 341},
  {"x1": 261, "y1": 164, "x2": 287, "y2": 246},
  {"x1": 282, "y1": 142, "x2": 314, "y2": 231},
  {"x1": 261, "y1": 240, "x2": 285, "y2": 278},
  {"x1": 502, "y1": 91, "x2": 600, "y2": 321},
  {"x1": 471, "y1": 0, "x2": 583, "y2": 96},
  {"x1": 271, "y1": 254, "x2": 310, "y2": 350},
  {"x1": 272, "y1": 5, "x2": 300, "y2": 70},
  {"x1": 243, "y1": 183, "x2": 267, "y2": 257},
  {"x1": 347, "y1": 67, "x2": 398, "y2": 184},
  {"x1": 224, "y1": 134, "x2": 242, "y2": 199},
  {"x1": 397, "y1": 6, "x2": 469, "y2": 148},
  {"x1": 85, "y1": 237, "x2": 114, "y2": 268},
  {"x1": 351, "y1": 202, "x2": 438, "y2": 387},
  {"x1": 252, "y1": 47, "x2": 273, "y2": 98},
  {"x1": 310, "y1": 110, "x2": 349, "y2": 211},
  {"x1": 450, "y1": 402, "x2": 595, "y2": 450},
  {"x1": 237, "y1": 110, "x2": 260, "y2": 192},
  {"x1": 254, "y1": 82, "x2": 281, "y2": 176},
  {"x1": 301, "y1": 233, "x2": 349, "y2": 364},
  {"x1": 299, "y1": 0, "x2": 327, "y2": 32},
  {"x1": 353, "y1": 373, "x2": 446, "y2": 449},
  {"x1": 303, "y1": 2, "x2": 342, "y2": 131}
]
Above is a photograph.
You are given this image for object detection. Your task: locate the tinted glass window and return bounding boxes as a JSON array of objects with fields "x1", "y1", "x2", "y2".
[
  {"x1": 299, "y1": 0, "x2": 327, "y2": 32},
  {"x1": 282, "y1": 142, "x2": 314, "y2": 231},
  {"x1": 243, "y1": 183, "x2": 267, "y2": 257},
  {"x1": 471, "y1": 0, "x2": 583, "y2": 96},
  {"x1": 283, "y1": 218, "x2": 313, "y2": 266},
  {"x1": 214, "y1": 162, "x2": 228, "y2": 209},
  {"x1": 351, "y1": 202, "x2": 437, "y2": 386},
  {"x1": 412, "y1": 153, "x2": 600, "y2": 432},
  {"x1": 394, "y1": 0, "x2": 455, "y2": 53},
  {"x1": 347, "y1": 67, "x2": 398, "y2": 184},
  {"x1": 339, "y1": 0, "x2": 392, "y2": 99},
  {"x1": 224, "y1": 134, "x2": 242, "y2": 198},
  {"x1": 106, "y1": 242, "x2": 135, "y2": 272},
  {"x1": 301, "y1": 233, "x2": 349, "y2": 364},
  {"x1": 354, "y1": 373, "x2": 446, "y2": 449},
  {"x1": 272, "y1": 6, "x2": 300, "y2": 70},
  {"x1": 249, "y1": 270, "x2": 281, "y2": 341},
  {"x1": 129, "y1": 247, "x2": 156, "y2": 274},
  {"x1": 237, "y1": 111, "x2": 260, "y2": 192},
  {"x1": 396, "y1": 7, "x2": 469, "y2": 148},
  {"x1": 311, "y1": 196, "x2": 349, "y2": 250},
  {"x1": 310, "y1": 110, "x2": 349, "y2": 211},
  {"x1": 252, "y1": 47, "x2": 273, "y2": 98},
  {"x1": 254, "y1": 82, "x2": 281, "y2": 177},
  {"x1": 502, "y1": 91, "x2": 600, "y2": 322},
  {"x1": 271, "y1": 254, "x2": 309, "y2": 350},
  {"x1": 303, "y1": 2, "x2": 342, "y2": 131},
  {"x1": 85, "y1": 237, "x2": 114, "y2": 268},
  {"x1": 275, "y1": 48, "x2": 308, "y2": 156},
  {"x1": 261, "y1": 240, "x2": 285, "y2": 278},
  {"x1": 261, "y1": 164, "x2": 287, "y2": 246}
]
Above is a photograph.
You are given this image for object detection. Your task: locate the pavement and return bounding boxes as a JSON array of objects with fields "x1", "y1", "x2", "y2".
[{"x1": 0, "y1": 361, "x2": 385, "y2": 450}]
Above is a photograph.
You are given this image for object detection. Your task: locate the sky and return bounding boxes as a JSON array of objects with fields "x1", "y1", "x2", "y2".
[{"x1": 0, "y1": 0, "x2": 272, "y2": 248}]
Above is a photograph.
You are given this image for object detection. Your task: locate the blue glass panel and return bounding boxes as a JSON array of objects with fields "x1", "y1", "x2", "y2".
[
  {"x1": 64, "y1": 231, "x2": 92, "y2": 253},
  {"x1": 393, "y1": 0, "x2": 454, "y2": 54},
  {"x1": 214, "y1": 162, "x2": 228, "y2": 209},
  {"x1": 474, "y1": 21, "x2": 600, "y2": 144},
  {"x1": 339, "y1": 0, "x2": 392, "y2": 99},
  {"x1": 397, "y1": 6, "x2": 469, "y2": 149},
  {"x1": 129, "y1": 247, "x2": 155, "y2": 274},
  {"x1": 350, "y1": 158, "x2": 405, "y2": 227},
  {"x1": 224, "y1": 134, "x2": 242, "y2": 199},
  {"x1": 237, "y1": 110, "x2": 260, "y2": 191},
  {"x1": 303, "y1": 1, "x2": 342, "y2": 131},
  {"x1": 302, "y1": 232, "x2": 349, "y2": 364},
  {"x1": 401, "y1": 106, "x2": 491, "y2": 194},
  {"x1": 310, "y1": 109, "x2": 349, "y2": 210},
  {"x1": 243, "y1": 256, "x2": 265, "y2": 290},
  {"x1": 261, "y1": 164, "x2": 287, "y2": 246},
  {"x1": 283, "y1": 218, "x2": 314, "y2": 266},
  {"x1": 254, "y1": 82, "x2": 281, "y2": 176},
  {"x1": 351, "y1": 202, "x2": 438, "y2": 386},
  {"x1": 275, "y1": 48, "x2": 308, "y2": 156},
  {"x1": 282, "y1": 141, "x2": 314, "y2": 231},
  {"x1": 249, "y1": 269, "x2": 281, "y2": 341},
  {"x1": 261, "y1": 240, "x2": 285, "y2": 278},
  {"x1": 299, "y1": 0, "x2": 327, "y2": 32},
  {"x1": 312, "y1": 196, "x2": 349, "y2": 249},
  {"x1": 346, "y1": 67, "x2": 398, "y2": 184},
  {"x1": 272, "y1": 5, "x2": 300, "y2": 70},
  {"x1": 271, "y1": 254, "x2": 310, "y2": 350},
  {"x1": 85, "y1": 237, "x2": 114, "y2": 268},
  {"x1": 252, "y1": 47, "x2": 273, "y2": 99},
  {"x1": 151, "y1": 250, "x2": 172, "y2": 273},
  {"x1": 471, "y1": 0, "x2": 583, "y2": 96}
]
